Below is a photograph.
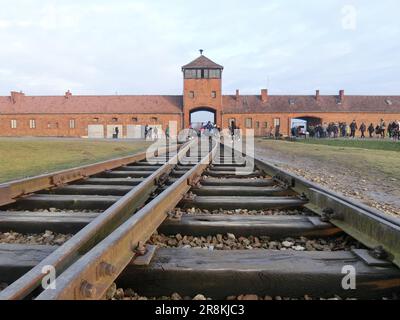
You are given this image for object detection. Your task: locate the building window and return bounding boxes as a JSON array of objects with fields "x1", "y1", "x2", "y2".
[
  {"x1": 151, "y1": 117, "x2": 158, "y2": 122},
  {"x1": 264, "y1": 122, "x2": 268, "y2": 128},
  {"x1": 189, "y1": 91, "x2": 194, "y2": 99},
  {"x1": 47, "y1": 122, "x2": 59, "y2": 129},
  {"x1": 228, "y1": 118, "x2": 236, "y2": 127},
  {"x1": 93, "y1": 118, "x2": 99, "y2": 122},
  {"x1": 29, "y1": 119, "x2": 36, "y2": 129},
  {"x1": 132, "y1": 117, "x2": 138, "y2": 122},
  {"x1": 245, "y1": 118, "x2": 252, "y2": 129},
  {"x1": 112, "y1": 118, "x2": 118, "y2": 122},
  {"x1": 256, "y1": 121, "x2": 260, "y2": 129},
  {"x1": 274, "y1": 118, "x2": 280, "y2": 126},
  {"x1": 211, "y1": 91, "x2": 217, "y2": 98},
  {"x1": 69, "y1": 119, "x2": 75, "y2": 129},
  {"x1": 11, "y1": 120, "x2": 17, "y2": 129},
  {"x1": 196, "y1": 69, "x2": 202, "y2": 78}
]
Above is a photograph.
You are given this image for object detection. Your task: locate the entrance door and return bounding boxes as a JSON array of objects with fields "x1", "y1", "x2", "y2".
[
  {"x1": 126, "y1": 125, "x2": 144, "y2": 139},
  {"x1": 190, "y1": 109, "x2": 216, "y2": 130},
  {"x1": 88, "y1": 125, "x2": 104, "y2": 138},
  {"x1": 107, "y1": 125, "x2": 123, "y2": 138}
]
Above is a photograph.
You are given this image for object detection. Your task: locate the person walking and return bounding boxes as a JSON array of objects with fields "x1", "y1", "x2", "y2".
[
  {"x1": 274, "y1": 124, "x2": 280, "y2": 139},
  {"x1": 333, "y1": 123, "x2": 339, "y2": 138},
  {"x1": 350, "y1": 120, "x2": 357, "y2": 138},
  {"x1": 368, "y1": 123, "x2": 374, "y2": 138},
  {"x1": 359, "y1": 122, "x2": 366, "y2": 139},
  {"x1": 144, "y1": 124, "x2": 149, "y2": 139},
  {"x1": 379, "y1": 119, "x2": 386, "y2": 138},
  {"x1": 340, "y1": 123, "x2": 346, "y2": 137},
  {"x1": 153, "y1": 126, "x2": 158, "y2": 140},
  {"x1": 114, "y1": 127, "x2": 119, "y2": 139},
  {"x1": 165, "y1": 125, "x2": 170, "y2": 140}
]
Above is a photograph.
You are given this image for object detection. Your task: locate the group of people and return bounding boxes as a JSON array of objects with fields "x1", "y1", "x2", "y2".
[
  {"x1": 144, "y1": 124, "x2": 171, "y2": 140},
  {"x1": 306, "y1": 119, "x2": 400, "y2": 140},
  {"x1": 190, "y1": 121, "x2": 220, "y2": 138}
]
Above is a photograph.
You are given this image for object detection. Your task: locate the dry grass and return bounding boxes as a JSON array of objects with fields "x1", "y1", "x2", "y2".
[
  {"x1": 256, "y1": 139, "x2": 400, "y2": 180},
  {"x1": 255, "y1": 138, "x2": 400, "y2": 216},
  {"x1": 0, "y1": 138, "x2": 151, "y2": 183}
]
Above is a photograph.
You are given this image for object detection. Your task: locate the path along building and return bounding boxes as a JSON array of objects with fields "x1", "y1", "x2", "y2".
[{"x1": 1, "y1": 54, "x2": 399, "y2": 138}]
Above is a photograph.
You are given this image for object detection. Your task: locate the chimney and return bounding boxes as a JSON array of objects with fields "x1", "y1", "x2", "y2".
[
  {"x1": 65, "y1": 90, "x2": 72, "y2": 99},
  {"x1": 261, "y1": 89, "x2": 268, "y2": 103},
  {"x1": 315, "y1": 90, "x2": 320, "y2": 101},
  {"x1": 10, "y1": 91, "x2": 24, "y2": 104},
  {"x1": 236, "y1": 89, "x2": 240, "y2": 100},
  {"x1": 339, "y1": 90, "x2": 345, "y2": 101}
]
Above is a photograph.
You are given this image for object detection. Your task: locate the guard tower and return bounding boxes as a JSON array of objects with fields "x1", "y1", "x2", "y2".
[{"x1": 182, "y1": 50, "x2": 223, "y2": 128}]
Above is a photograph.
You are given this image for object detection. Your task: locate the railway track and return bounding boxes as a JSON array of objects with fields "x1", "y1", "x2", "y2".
[{"x1": 0, "y1": 138, "x2": 399, "y2": 300}]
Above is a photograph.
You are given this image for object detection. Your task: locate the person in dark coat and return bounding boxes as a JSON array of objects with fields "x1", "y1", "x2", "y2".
[
  {"x1": 114, "y1": 127, "x2": 119, "y2": 139},
  {"x1": 359, "y1": 122, "x2": 366, "y2": 139},
  {"x1": 368, "y1": 123, "x2": 374, "y2": 138},
  {"x1": 340, "y1": 123, "x2": 347, "y2": 137},
  {"x1": 274, "y1": 125, "x2": 280, "y2": 139},
  {"x1": 350, "y1": 120, "x2": 357, "y2": 138}
]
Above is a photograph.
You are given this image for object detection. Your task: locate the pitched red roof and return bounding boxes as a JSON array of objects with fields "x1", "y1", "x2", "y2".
[
  {"x1": 0, "y1": 93, "x2": 399, "y2": 115},
  {"x1": 222, "y1": 95, "x2": 400, "y2": 114},
  {"x1": 182, "y1": 55, "x2": 223, "y2": 69},
  {"x1": 0, "y1": 95, "x2": 183, "y2": 114}
]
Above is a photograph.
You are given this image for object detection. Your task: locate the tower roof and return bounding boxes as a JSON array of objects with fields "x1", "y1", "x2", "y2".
[{"x1": 182, "y1": 55, "x2": 223, "y2": 70}]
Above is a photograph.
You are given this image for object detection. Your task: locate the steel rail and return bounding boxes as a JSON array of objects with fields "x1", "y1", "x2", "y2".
[
  {"x1": 0, "y1": 144, "x2": 177, "y2": 207},
  {"x1": 0, "y1": 142, "x2": 189, "y2": 300},
  {"x1": 35, "y1": 140, "x2": 218, "y2": 300},
  {"x1": 222, "y1": 141, "x2": 400, "y2": 267}
]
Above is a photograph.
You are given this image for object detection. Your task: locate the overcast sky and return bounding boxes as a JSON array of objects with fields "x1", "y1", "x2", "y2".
[{"x1": 0, "y1": 0, "x2": 399, "y2": 96}]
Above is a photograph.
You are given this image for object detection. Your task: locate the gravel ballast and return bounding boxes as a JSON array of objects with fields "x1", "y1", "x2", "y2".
[
  {"x1": 171, "y1": 207, "x2": 313, "y2": 217},
  {"x1": 107, "y1": 287, "x2": 399, "y2": 301},
  {"x1": 0, "y1": 230, "x2": 72, "y2": 245},
  {"x1": 148, "y1": 232, "x2": 362, "y2": 251}
]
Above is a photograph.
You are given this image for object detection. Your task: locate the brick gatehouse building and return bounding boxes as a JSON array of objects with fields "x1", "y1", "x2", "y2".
[{"x1": 1, "y1": 53, "x2": 399, "y2": 138}]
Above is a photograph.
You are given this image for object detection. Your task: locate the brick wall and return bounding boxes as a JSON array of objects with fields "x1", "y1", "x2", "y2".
[{"x1": 0, "y1": 113, "x2": 182, "y2": 137}]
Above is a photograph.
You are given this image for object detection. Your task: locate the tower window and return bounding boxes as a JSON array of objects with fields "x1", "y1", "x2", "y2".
[
  {"x1": 211, "y1": 91, "x2": 216, "y2": 98},
  {"x1": 209, "y1": 69, "x2": 221, "y2": 79},
  {"x1": 184, "y1": 69, "x2": 197, "y2": 79},
  {"x1": 189, "y1": 91, "x2": 194, "y2": 99}
]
